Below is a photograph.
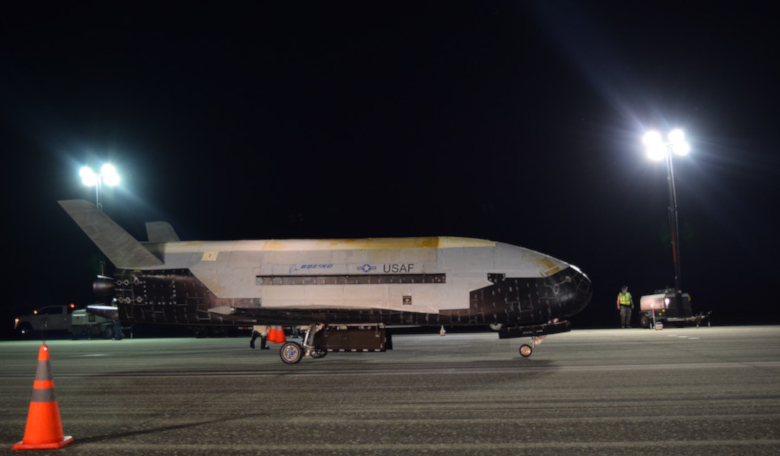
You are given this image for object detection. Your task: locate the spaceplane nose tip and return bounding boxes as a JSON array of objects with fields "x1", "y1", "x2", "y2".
[{"x1": 565, "y1": 265, "x2": 593, "y2": 318}]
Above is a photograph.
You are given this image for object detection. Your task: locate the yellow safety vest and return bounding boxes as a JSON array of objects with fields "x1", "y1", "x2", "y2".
[{"x1": 618, "y1": 292, "x2": 632, "y2": 305}]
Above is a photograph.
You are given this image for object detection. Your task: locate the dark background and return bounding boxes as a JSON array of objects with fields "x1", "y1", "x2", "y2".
[{"x1": 2, "y1": 1, "x2": 779, "y2": 338}]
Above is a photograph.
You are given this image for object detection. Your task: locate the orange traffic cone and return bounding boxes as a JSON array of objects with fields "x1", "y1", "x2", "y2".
[
  {"x1": 268, "y1": 327, "x2": 280, "y2": 343},
  {"x1": 276, "y1": 326, "x2": 287, "y2": 343},
  {"x1": 14, "y1": 345, "x2": 73, "y2": 450},
  {"x1": 268, "y1": 326, "x2": 287, "y2": 344}
]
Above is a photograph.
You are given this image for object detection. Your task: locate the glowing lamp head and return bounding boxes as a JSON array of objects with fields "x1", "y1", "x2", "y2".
[
  {"x1": 101, "y1": 164, "x2": 121, "y2": 186},
  {"x1": 643, "y1": 131, "x2": 662, "y2": 147},
  {"x1": 668, "y1": 129, "x2": 685, "y2": 143},
  {"x1": 643, "y1": 131, "x2": 666, "y2": 161},
  {"x1": 672, "y1": 141, "x2": 690, "y2": 156},
  {"x1": 80, "y1": 164, "x2": 120, "y2": 186},
  {"x1": 79, "y1": 166, "x2": 98, "y2": 186},
  {"x1": 668, "y1": 130, "x2": 690, "y2": 156},
  {"x1": 646, "y1": 144, "x2": 667, "y2": 161},
  {"x1": 642, "y1": 130, "x2": 690, "y2": 160}
]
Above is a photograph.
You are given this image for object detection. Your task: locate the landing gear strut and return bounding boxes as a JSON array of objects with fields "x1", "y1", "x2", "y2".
[
  {"x1": 519, "y1": 336, "x2": 546, "y2": 358},
  {"x1": 497, "y1": 320, "x2": 570, "y2": 359},
  {"x1": 278, "y1": 324, "x2": 325, "y2": 364}
]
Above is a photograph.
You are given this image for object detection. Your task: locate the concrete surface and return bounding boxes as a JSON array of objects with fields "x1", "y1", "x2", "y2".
[{"x1": 1, "y1": 326, "x2": 779, "y2": 455}]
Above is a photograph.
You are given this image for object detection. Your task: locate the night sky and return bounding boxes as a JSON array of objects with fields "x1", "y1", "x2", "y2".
[{"x1": 3, "y1": 1, "x2": 779, "y2": 337}]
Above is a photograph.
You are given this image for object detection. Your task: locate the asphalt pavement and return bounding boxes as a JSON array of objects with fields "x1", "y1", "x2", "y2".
[{"x1": 1, "y1": 326, "x2": 779, "y2": 455}]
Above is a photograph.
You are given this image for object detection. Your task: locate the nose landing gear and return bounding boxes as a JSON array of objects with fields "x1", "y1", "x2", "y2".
[
  {"x1": 497, "y1": 320, "x2": 569, "y2": 359},
  {"x1": 518, "y1": 335, "x2": 546, "y2": 358}
]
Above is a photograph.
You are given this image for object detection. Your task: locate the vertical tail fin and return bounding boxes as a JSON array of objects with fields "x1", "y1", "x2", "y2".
[
  {"x1": 58, "y1": 200, "x2": 163, "y2": 269},
  {"x1": 145, "y1": 221, "x2": 180, "y2": 243}
]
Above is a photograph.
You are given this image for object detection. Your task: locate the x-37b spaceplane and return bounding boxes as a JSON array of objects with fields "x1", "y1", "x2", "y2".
[{"x1": 60, "y1": 200, "x2": 592, "y2": 364}]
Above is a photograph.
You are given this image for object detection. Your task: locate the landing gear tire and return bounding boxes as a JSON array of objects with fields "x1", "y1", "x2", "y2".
[
  {"x1": 310, "y1": 349, "x2": 328, "y2": 359},
  {"x1": 519, "y1": 344, "x2": 533, "y2": 358},
  {"x1": 16, "y1": 323, "x2": 33, "y2": 338},
  {"x1": 280, "y1": 342, "x2": 304, "y2": 364}
]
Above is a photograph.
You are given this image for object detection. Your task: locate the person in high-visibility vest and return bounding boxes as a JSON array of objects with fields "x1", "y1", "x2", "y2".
[{"x1": 616, "y1": 286, "x2": 634, "y2": 328}]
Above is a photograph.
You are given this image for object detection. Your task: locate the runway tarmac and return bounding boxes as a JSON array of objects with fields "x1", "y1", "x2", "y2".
[{"x1": 1, "y1": 326, "x2": 779, "y2": 455}]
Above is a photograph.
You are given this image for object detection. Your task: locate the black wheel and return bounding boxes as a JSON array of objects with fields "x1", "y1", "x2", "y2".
[
  {"x1": 103, "y1": 326, "x2": 114, "y2": 339},
  {"x1": 519, "y1": 344, "x2": 533, "y2": 358},
  {"x1": 16, "y1": 323, "x2": 33, "y2": 337},
  {"x1": 192, "y1": 327, "x2": 208, "y2": 338},
  {"x1": 280, "y1": 342, "x2": 304, "y2": 364},
  {"x1": 310, "y1": 349, "x2": 328, "y2": 359},
  {"x1": 640, "y1": 315, "x2": 651, "y2": 329},
  {"x1": 209, "y1": 326, "x2": 227, "y2": 337}
]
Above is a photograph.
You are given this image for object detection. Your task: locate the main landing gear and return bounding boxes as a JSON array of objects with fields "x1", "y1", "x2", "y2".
[
  {"x1": 280, "y1": 341, "x2": 304, "y2": 364},
  {"x1": 279, "y1": 324, "x2": 325, "y2": 365}
]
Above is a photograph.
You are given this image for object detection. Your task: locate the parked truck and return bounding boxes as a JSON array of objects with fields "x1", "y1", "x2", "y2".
[
  {"x1": 14, "y1": 304, "x2": 116, "y2": 339},
  {"x1": 639, "y1": 289, "x2": 711, "y2": 328}
]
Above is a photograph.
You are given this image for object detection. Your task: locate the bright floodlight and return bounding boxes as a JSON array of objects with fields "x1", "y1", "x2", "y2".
[
  {"x1": 646, "y1": 143, "x2": 667, "y2": 161},
  {"x1": 643, "y1": 129, "x2": 689, "y2": 160},
  {"x1": 643, "y1": 131, "x2": 666, "y2": 161},
  {"x1": 668, "y1": 129, "x2": 690, "y2": 156},
  {"x1": 79, "y1": 166, "x2": 98, "y2": 186},
  {"x1": 643, "y1": 131, "x2": 662, "y2": 147},
  {"x1": 101, "y1": 164, "x2": 121, "y2": 186},
  {"x1": 672, "y1": 141, "x2": 690, "y2": 156},
  {"x1": 668, "y1": 129, "x2": 685, "y2": 143}
]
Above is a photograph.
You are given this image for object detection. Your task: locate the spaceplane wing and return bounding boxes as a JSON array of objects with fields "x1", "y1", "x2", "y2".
[{"x1": 59, "y1": 199, "x2": 592, "y2": 363}]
